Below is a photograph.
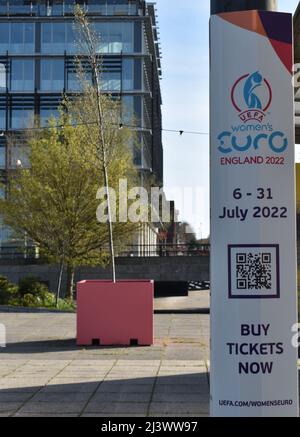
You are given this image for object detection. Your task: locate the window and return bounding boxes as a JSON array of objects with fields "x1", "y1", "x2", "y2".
[
  {"x1": 67, "y1": 71, "x2": 79, "y2": 91},
  {"x1": 121, "y1": 22, "x2": 133, "y2": 52},
  {"x1": 133, "y1": 132, "x2": 142, "y2": 166},
  {"x1": 11, "y1": 108, "x2": 34, "y2": 129},
  {"x1": 11, "y1": 59, "x2": 35, "y2": 91},
  {"x1": 0, "y1": 23, "x2": 9, "y2": 52},
  {"x1": 42, "y1": 21, "x2": 80, "y2": 54},
  {"x1": 51, "y1": 0, "x2": 64, "y2": 16},
  {"x1": 109, "y1": 29, "x2": 123, "y2": 53},
  {"x1": 101, "y1": 71, "x2": 121, "y2": 91},
  {"x1": 0, "y1": 186, "x2": 5, "y2": 200},
  {"x1": 40, "y1": 108, "x2": 59, "y2": 127},
  {"x1": 0, "y1": 1, "x2": 8, "y2": 16},
  {"x1": 87, "y1": 0, "x2": 107, "y2": 15},
  {"x1": 0, "y1": 223, "x2": 13, "y2": 245},
  {"x1": 65, "y1": 0, "x2": 77, "y2": 15},
  {"x1": 9, "y1": 144, "x2": 30, "y2": 169},
  {"x1": 122, "y1": 95, "x2": 134, "y2": 124},
  {"x1": 0, "y1": 22, "x2": 34, "y2": 53},
  {"x1": 94, "y1": 22, "x2": 133, "y2": 53},
  {"x1": 0, "y1": 145, "x2": 5, "y2": 168},
  {"x1": 94, "y1": 22, "x2": 108, "y2": 53},
  {"x1": 122, "y1": 59, "x2": 133, "y2": 91},
  {"x1": 41, "y1": 59, "x2": 64, "y2": 91},
  {"x1": 0, "y1": 108, "x2": 5, "y2": 129},
  {"x1": 9, "y1": 0, "x2": 32, "y2": 15},
  {"x1": 67, "y1": 70, "x2": 92, "y2": 91},
  {"x1": 10, "y1": 23, "x2": 35, "y2": 54},
  {"x1": 41, "y1": 22, "x2": 66, "y2": 53},
  {"x1": 108, "y1": 3, "x2": 127, "y2": 16},
  {"x1": 0, "y1": 63, "x2": 6, "y2": 91}
]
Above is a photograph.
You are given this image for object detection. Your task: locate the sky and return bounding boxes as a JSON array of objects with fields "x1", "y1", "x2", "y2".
[{"x1": 155, "y1": 0, "x2": 300, "y2": 239}]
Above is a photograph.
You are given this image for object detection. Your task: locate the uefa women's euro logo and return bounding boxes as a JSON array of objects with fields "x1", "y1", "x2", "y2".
[{"x1": 231, "y1": 72, "x2": 272, "y2": 123}]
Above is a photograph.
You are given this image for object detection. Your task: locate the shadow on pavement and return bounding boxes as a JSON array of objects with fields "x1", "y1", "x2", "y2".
[
  {"x1": 0, "y1": 339, "x2": 152, "y2": 353},
  {"x1": 0, "y1": 372, "x2": 210, "y2": 416}
]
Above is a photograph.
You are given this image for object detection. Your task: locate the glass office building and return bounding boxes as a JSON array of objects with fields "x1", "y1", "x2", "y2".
[{"x1": 0, "y1": 0, "x2": 163, "y2": 250}]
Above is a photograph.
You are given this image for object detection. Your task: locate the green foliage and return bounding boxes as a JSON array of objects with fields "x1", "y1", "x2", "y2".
[
  {"x1": 18, "y1": 276, "x2": 49, "y2": 298},
  {"x1": 0, "y1": 9, "x2": 144, "y2": 295},
  {"x1": 0, "y1": 275, "x2": 74, "y2": 310},
  {"x1": 18, "y1": 277, "x2": 57, "y2": 307},
  {"x1": 0, "y1": 275, "x2": 19, "y2": 305},
  {"x1": 55, "y1": 298, "x2": 76, "y2": 311},
  {"x1": 0, "y1": 103, "x2": 140, "y2": 272},
  {"x1": 21, "y1": 293, "x2": 42, "y2": 308}
]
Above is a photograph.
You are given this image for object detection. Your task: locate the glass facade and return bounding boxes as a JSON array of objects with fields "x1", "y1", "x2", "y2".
[
  {"x1": 41, "y1": 59, "x2": 64, "y2": 91},
  {"x1": 0, "y1": 144, "x2": 5, "y2": 167},
  {"x1": 0, "y1": 1, "x2": 163, "y2": 247},
  {"x1": 11, "y1": 60, "x2": 35, "y2": 91},
  {"x1": 0, "y1": 22, "x2": 35, "y2": 53},
  {"x1": 0, "y1": 1, "x2": 139, "y2": 17},
  {"x1": 0, "y1": 108, "x2": 5, "y2": 129}
]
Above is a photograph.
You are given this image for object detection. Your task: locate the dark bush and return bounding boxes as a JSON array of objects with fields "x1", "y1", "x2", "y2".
[
  {"x1": 0, "y1": 275, "x2": 19, "y2": 305},
  {"x1": 18, "y1": 276, "x2": 49, "y2": 298}
]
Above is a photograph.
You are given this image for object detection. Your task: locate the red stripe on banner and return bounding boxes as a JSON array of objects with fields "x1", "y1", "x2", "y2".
[{"x1": 268, "y1": 38, "x2": 293, "y2": 74}]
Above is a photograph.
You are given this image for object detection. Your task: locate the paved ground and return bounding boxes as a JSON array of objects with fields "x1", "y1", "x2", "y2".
[
  {"x1": 154, "y1": 290, "x2": 209, "y2": 313},
  {"x1": 0, "y1": 307, "x2": 210, "y2": 417},
  {"x1": 0, "y1": 312, "x2": 209, "y2": 361},
  {"x1": 0, "y1": 293, "x2": 298, "y2": 417}
]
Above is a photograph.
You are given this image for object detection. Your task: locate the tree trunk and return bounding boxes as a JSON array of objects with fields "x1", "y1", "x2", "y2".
[
  {"x1": 66, "y1": 266, "x2": 75, "y2": 301},
  {"x1": 56, "y1": 261, "x2": 64, "y2": 307}
]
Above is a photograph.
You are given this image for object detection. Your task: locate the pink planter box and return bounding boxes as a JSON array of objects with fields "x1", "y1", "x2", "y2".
[{"x1": 76, "y1": 280, "x2": 154, "y2": 346}]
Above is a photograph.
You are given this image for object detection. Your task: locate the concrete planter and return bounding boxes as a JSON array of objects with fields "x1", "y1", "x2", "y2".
[{"x1": 76, "y1": 280, "x2": 154, "y2": 346}]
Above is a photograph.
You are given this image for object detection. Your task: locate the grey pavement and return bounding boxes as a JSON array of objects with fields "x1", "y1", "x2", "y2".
[
  {"x1": 0, "y1": 303, "x2": 210, "y2": 417},
  {"x1": 1, "y1": 299, "x2": 299, "y2": 417},
  {"x1": 154, "y1": 290, "x2": 210, "y2": 313}
]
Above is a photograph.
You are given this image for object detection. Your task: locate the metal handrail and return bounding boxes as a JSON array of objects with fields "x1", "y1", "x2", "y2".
[{"x1": 0, "y1": 243, "x2": 211, "y2": 260}]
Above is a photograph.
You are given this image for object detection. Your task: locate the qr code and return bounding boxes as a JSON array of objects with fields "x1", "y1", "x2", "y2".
[
  {"x1": 236, "y1": 252, "x2": 272, "y2": 290},
  {"x1": 228, "y1": 245, "x2": 280, "y2": 299}
]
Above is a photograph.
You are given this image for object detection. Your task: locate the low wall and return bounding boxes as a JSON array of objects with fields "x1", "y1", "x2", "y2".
[{"x1": 0, "y1": 256, "x2": 210, "y2": 295}]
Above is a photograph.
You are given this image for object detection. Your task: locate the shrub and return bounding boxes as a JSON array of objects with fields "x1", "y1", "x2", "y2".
[
  {"x1": 56, "y1": 298, "x2": 76, "y2": 311},
  {"x1": 0, "y1": 275, "x2": 73, "y2": 310},
  {"x1": 41, "y1": 291, "x2": 56, "y2": 308},
  {"x1": 21, "y1": 293, "x2": 42, "y2": 307},
  {"x1": 18, "y1": 276, "x2": 49, "y2": 298},
  {"x1": 0, "y1": 276, "x2": 19, "y2": 305}
]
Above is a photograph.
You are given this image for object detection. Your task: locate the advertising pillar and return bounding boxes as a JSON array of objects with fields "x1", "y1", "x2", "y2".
[{"x1": 210, "y1": 8, "x2": 299, "y2": 416}]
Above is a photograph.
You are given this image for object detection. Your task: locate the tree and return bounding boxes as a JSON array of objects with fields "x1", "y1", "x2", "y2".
[
  {"x1": 0, "y1": 7, "x2": 143, "y2": 301},
  {"x1": 73, "y1": 6, "x2": 120, "y2": 282},
  {"x1": 0, "y1": 106, "x2": 139, "y2": 300}
]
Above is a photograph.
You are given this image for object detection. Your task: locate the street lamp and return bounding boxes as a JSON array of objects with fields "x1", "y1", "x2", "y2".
[{"x1": 210, "y1": 0, "x2": 277, "y2": 14}]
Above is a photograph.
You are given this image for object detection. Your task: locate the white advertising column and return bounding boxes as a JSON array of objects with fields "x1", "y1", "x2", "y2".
[{"x1": 210, "y1": 10, "x2": 299, "y2": 417}]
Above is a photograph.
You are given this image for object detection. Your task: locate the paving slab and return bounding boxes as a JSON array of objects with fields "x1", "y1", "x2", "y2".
[{"x1": 2, "y1": 309, "x2": 297, "y2": 417}]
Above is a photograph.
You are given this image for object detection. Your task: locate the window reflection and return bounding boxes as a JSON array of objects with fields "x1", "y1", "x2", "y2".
[
  {"x1": 0, "y1": 63, "x2": 6, "y2": 91},
  {"x1": 0, "y1": 109, "x2": 5, "y2": 129},
  {"x1": 101, "y1": 71, "x2": 121, "y2": 91},
  {"x1": 40, "y1": 108, "x2": 59, "y2": 127},
  {"x1": 0, "y1": 146, "x2": 5, "y2": 168},
  {"x1": 41, "y1": 21, "x2": 134, "y2": 54},
  {"x1": 0, "y1": 22, "x2": 35, "y2": 53},
  {"x1": 0, "y1": 1, "x2": 138, "y2": 17},
  {"x1": 41, "y1": 59, "x2": 64, "y2": 91},
  {"x1": 11, "y1": 60, "x2": 35, "y2": 91},
  {"x1": 93, "y1": 22, "x2": 133, "y2": 53},
  {"x1": 11, "y1": 108, "x2": 34, "y2": 129},
  {"x1": 41, "y1": 22, "x2": 79, "y2": 54}
]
